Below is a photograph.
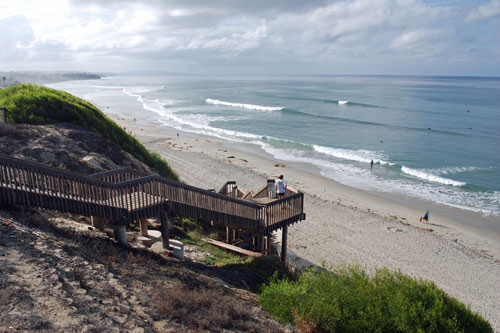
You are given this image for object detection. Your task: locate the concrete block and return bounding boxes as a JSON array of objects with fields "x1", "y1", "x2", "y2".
[
  {"x1": 150, "y1": 242, "x2": 169, "y2": 254},
  {"x1": 169, "y1": 239, "x2": 184, "y2": 259},
  {"x1": 147, "y1": 230, "x2": 162, "y2": 239},
  {"x1": 137, "y1": 236, "x2": 155, "y2": 248},
  {"x1": 149, "y1": 240, "x2": 184, "y2": 259}
]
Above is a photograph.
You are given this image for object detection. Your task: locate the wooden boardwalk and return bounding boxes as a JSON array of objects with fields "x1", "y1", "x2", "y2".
[{"x1": 0, "y1": 154, "x2": 305, "y2": 240}]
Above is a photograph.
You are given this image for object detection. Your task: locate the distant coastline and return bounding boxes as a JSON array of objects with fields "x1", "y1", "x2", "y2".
[{"x1": 0, "y1": 71, "x2": 102, "y2": 87}]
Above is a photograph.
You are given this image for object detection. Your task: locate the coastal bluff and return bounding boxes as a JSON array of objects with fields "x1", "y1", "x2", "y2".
[
  {"x1": 0, "y1": 122, "x2": 294, "y2": 332},
  {"x1": 1, "y1": 83, "x2": 496, "y2": 332}
]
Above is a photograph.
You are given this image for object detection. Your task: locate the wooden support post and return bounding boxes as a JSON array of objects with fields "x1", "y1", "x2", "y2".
[
  {"x1": 281, "y1": 225, "x2": 288, "y2": 263},
  {"x1": 160, "y1": 211, "x2": 170, "y2": 250},
  {"x1": 91, "y1": 216, "x2": 105, "y2": 232},
  {"x1": 232, "y1": 228, "x2": 236, "y2": 242},
  {"x1": 266, "y1": 235, "x2": 272, "y2": 254},
  {"x1": 259, "y1": 235, "x2": 265, "y2": 253},
  {"x1": 139, "y1": 218, "x2": 148, "y2": 236},
  {"x1": 226, "y1": 227, "x2": 231, "y2": 243},
  {"x1": 113, "y1": 225, "x2": 127, "y2": 246}
]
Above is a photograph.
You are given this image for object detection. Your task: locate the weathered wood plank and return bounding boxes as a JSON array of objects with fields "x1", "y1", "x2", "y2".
[{"x1": 202, "y1": 238, "x2": 263, "y2": 257}]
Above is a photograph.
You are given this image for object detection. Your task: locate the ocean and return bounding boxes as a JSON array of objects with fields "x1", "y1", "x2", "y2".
[{"x1": 47, "y1": 75, "x2": 500, "y2": 227}]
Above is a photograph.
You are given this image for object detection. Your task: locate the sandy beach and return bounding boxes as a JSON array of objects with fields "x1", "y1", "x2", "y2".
[{"x1": 113, "y1": 114, "x2": 500, "y2": 331}]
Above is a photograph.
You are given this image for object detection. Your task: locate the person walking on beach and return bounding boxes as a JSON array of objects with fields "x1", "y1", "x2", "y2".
[
  {"x1": 275, "y1": 175, "x2": 287, "y2": 199},
  {"x1": 421, "y1": 210, "x2": 429, "y2": 224}
]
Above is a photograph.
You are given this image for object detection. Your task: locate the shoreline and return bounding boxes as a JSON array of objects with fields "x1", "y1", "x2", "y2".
[
  {"x1": 115, "y1": 112, "x2": 500, "y2": 259},
  {"x1": 106, "y1": 111, "x2": 500, "y2": 330}
]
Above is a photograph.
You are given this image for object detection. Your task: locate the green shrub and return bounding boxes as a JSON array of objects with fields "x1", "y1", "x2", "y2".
[
  {"x1": 260, "y1": 265, "x2": 492, "y2": 332},
  {"x1": 0, "y1": 84, "x2": 178, "y2": 181}
]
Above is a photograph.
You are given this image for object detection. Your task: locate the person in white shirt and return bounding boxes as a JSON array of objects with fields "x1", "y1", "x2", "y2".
[{"x1": 275, "y1": 175, "x2": 287, "y2": 199}]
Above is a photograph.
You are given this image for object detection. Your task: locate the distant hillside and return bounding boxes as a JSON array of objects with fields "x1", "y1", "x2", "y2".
[
  {"x1": 0, "y1": 71, "x2": 102, "y2": 87},
  {"x1": 0, "y1": 84, "x2": 178, "y2": 180}
]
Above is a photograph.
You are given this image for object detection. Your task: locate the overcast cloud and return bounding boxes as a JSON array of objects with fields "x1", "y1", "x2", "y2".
[{"x1": 0, "y1": 0, "x2": 499, "y2": 75}]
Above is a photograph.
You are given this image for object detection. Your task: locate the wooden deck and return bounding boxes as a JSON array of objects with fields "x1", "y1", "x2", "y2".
[{"x1": 0, "y1": 154, "x2": 305, "y2": 235}]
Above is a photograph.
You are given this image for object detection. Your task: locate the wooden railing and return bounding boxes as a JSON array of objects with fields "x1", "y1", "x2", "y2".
[
  {"x1": 91, "y1": 168, "x2": 150, "y2": 183},
  {"x1": 218, "y1": 181, "x2": 245, "y2": 199},
  {"x1": 0, "y1": 154, "x2": 304, "y2": 233}
]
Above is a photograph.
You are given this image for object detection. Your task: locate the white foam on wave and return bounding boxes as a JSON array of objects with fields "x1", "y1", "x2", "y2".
[
  {"x1": 123, "y1": 88, "x2": 178, "y2": 110},
  {"x1": 333, "y1": 167, "x2": 498, "y2": 215},
  {"x1": 157, "y1": 114, "x2": 261, "y2": 142},
  {"x1": 122, "y1": 88, "x2": 141, "y2": 98},
  {"x1": 205, "y1": 98, "x2": 283, "y2": 111},
  {"x1": 431, "y1": 166, "x2": 482, "y2": 175},
  {"x1": 313, "y1": 144, "x2": 389, "y2": 164},
  {"x1": 338, "y1": 100, "x2": 349, "y2": 105},
  {"x1": 122, "y1": 86, "x2": 163, "y2": 96},
  {"x1": 262, "y1": 145, "x2": 387, "y2": 190},
  {"x1": 277, "y1": 148, "x2": 498, "y2": 215},
  {"x1": 401, "y1": 166, "x2": 466, "y2": 187},
  {"x1": 309, "y1": 155, "x2": 497, "y2": 215},
  {"x1": 160, "y1": 98, "x2": 179, "y2": 106},
  {"x1": 137, "y1": 96, "x2": 262, "y2": 143}
]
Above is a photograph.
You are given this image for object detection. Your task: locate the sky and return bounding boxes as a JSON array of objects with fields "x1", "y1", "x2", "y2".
[{"x1": 0, "y1": 0, "x2": 499, "y2": 76}]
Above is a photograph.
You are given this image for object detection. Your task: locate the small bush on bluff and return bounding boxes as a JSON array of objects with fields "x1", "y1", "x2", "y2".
[{"x1": 260, "y1": 265, "x2": 492, "y2": 332}]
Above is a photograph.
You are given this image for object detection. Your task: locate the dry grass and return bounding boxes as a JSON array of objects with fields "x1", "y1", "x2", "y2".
[
  {"x1": 1, "y1": 207, "x2": 290, "y2": 332},
  {"x1": 16, "y1": 207, "x2": 153, "y2": 267},
  {"x1": 72, "y1": 268, "x2": 92, "y2": 290},
  {"x1": 154, "y1": 284, "x2": 260, "y2": 332},
  {"x1": 293, "y1": 309, "x2": 324, "y2": 333}
]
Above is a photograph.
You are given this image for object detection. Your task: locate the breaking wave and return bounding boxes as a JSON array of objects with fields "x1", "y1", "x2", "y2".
[
  {"x1": 312, "y1": 144, "x2": 389, "y2": 164},
  {"x1": 205, "y1": 98, "x2": 283, "y2": 111},
  {"x1": 401, "y1": 166, "x2": 466, "y2": 187}
]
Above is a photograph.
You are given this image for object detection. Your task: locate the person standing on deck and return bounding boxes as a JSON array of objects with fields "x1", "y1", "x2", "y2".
[{"x1": 275, "y1": 175, "x2": 287, "y2": 199}]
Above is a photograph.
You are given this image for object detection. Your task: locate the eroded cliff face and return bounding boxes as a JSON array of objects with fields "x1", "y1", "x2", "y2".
[{"x1": 0, "y1": 122, "x2": 151, "y2": 175}]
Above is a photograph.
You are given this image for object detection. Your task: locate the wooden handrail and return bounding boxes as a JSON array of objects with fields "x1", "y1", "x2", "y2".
[
  {"x1": 91, "y1": 168, "x2": 150, "y2": 183},
  {"x1": 0, "y1": 155, "x2": 113, "y2": 187}
]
